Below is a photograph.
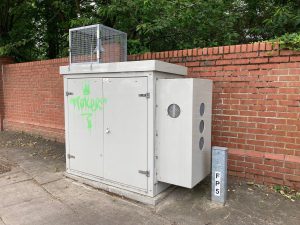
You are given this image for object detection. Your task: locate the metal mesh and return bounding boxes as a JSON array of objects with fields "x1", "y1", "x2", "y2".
[
  {"x1": 70, "y1": 24, "x2": 127, "y2": 64},
  {"x1": 168, "y1": 104, "x2": 181, "y2": 118}
]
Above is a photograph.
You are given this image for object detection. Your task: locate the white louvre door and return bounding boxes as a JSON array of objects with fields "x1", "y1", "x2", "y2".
[
  {"x1": 67, "y1": 78, "x2": 104, "y2": 177},
  {"x1": 103, "y1": 77, "x2": 148, "y2": 190}
]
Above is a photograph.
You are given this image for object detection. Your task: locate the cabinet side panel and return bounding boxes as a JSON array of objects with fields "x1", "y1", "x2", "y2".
[{"x1": 191, "y1": 79, "x2": 213, "y2": 187}]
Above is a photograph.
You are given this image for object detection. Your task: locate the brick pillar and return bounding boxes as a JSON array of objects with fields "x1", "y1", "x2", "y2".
[{"x1": 0, "y1": 57, "x2": 14, "y2": 131}]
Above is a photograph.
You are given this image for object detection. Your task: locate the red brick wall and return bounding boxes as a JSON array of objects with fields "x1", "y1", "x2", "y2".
[
  {"x1": 0, "y1": 42, "x2": 300, "y2": 189},
  {"x1": 0, "y1": 57, "x2": 15, "y2": 131},
  {"x1": 0, "y1": 58, "x2": 68, "y2": 142},
  {"x1": 129, "y1": 43, "x2": 300, "y2": 189}
]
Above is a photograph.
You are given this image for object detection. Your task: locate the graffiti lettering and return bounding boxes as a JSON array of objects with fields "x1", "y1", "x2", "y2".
[
  {"x1": 69, "y1": 82, "x2": 107, "y2": 130},
  {"x1": 70, "y1": 96, "x2": 106, "y2": 112}
]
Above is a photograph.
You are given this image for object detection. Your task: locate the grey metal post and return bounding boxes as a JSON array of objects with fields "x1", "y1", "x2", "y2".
[{"x1": 211, "y1": 146, "x2": 228, "y2": 205}]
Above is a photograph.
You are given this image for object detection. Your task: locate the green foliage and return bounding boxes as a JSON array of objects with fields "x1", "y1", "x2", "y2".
[
  {"x1": 1, "y1": 0, "x2": 300, "y2": 61},
  {"x1": 273, "y1": 32, "x2": 300, "y2": 51},
  {"x1": 0, "y1": 0, "x2": 38, "y2": 61},
  {"x1": 264, "y1": 1, "x2": 300, "y2": 36},
  {"x1": 99, "y1": 0, "x2": 241, "y2": 52}
]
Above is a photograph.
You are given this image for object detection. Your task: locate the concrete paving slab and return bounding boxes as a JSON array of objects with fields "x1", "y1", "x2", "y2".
[
  {"x1": 43, "y1": 178, "x2": 172, "y2": 225},
  {"x1": 70, "y1": 206, "x2": 172, "y2": 225},
  {"x1": 156, "y1": 180, "x2": 300, "y2": 225},
  {"x1": 0, "y1": 197, "x2": 81, "y2": 225},
  {"x1": 0, "y1": 131, "x2": 300, "y2": 225},
  {"x1": 0, "y1": 171, "x2": 31, "y2": 187},
  {"x1": 33, "y1": 171, "x2": 64, "y2": 185},
  {"x1": 43, "y1": 177, "x2": 140, "y2": 209},
  {"x1": 0, "y1": 180, "x2": 48, "y2": 209},
  {"x1": 0, "y1": 218, "x2": 5, "y2": 225}
]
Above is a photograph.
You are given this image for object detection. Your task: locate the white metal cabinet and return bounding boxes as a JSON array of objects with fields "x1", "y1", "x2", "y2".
[
  {"x1": 61, "y1": 60, "x2": 213, "y2": 204},
  {"x1": 156, "y1": 78, "x2": 212, "y2": 188},
  {"x1": 103, "y1": 77, "x2": 148, "y2": 190},
  {"x1": 67, "y1": 78, "x2": 104, "y2": 177}
]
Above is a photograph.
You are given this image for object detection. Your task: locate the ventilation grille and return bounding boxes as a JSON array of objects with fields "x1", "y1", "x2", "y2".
[
  {"x1": 69, "y1": 24, "x2": 127, "y2": 64},
  {"x1": 168, "y1": 104, "x2": 181, "y2": 118},
  {"x1": 199, "y1": 103, "x2": 205, "y2": 150}
]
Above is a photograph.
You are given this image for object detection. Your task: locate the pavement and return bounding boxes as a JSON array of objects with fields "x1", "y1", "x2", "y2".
[{"x1": 0, "y1": 131, "x2": 299, "y2": 225}]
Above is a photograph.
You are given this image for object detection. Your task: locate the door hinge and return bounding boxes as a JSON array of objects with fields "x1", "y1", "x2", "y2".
[
  {"x1": 66, "y1": 91, "x2": 74, "y2": 96},
  {"x1": 138, "y1": 170, "x2": 150, "y2": 177},
  {"x1": 67, "y1": 154, "x2": 75, "y2": 159},
  {"x1": 138, "y1": 93, "x2": 150, "y2": 99}
]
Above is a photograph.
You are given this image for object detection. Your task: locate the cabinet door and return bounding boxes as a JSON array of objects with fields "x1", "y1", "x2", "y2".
[
  {"x1": 67, "y1": 78, "x2": 104, "y2": 177},
  {"x1": 103, "y1": 77, "x2": 148, "y2": 190}
]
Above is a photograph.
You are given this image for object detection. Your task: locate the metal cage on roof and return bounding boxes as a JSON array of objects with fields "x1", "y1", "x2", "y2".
[{"x1": 69, "y1": 24, "x2": 127, "y2": 64}]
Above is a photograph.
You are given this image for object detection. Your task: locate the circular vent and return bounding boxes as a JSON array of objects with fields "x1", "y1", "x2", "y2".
[
  {"x1": 200, "y1": 103, "x2": 205, "y2": 116},
  {"x1": 199, "y1": 137, "x2": 204, "y2": 150},
  {"x1": 167, "y1": 104, "x2": 181, "y2": 118},
  {"x1": 199, "y1": 120, "x2": 205, "y2": 133}
]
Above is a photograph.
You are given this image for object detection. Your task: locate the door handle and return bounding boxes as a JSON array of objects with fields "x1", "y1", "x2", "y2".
[{"x1": 105, "y1": 128, "x2": 111, "y2": 134}]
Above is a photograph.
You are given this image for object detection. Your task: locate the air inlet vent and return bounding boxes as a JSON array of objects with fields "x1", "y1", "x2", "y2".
[{"x1": 168, "y1": 104, "x2": 181, "y2": 118}]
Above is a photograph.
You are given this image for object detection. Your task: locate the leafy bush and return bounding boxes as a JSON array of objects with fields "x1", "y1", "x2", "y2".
[
  {"x1": 1, "y1": 0, "x2": 300, "y2": 61},
  {"x1": 274, "y1": 32, "x2": 300, "y2": 51}
]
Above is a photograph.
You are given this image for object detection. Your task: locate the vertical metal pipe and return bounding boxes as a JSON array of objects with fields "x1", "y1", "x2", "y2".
[{"x1": 211, "y1": 146, "x2": 228, "y2": 205}]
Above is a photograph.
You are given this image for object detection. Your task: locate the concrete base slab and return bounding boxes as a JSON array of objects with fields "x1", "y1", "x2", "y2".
[{"x1": 65, "y1": 172, "x2": 175, "y2": 206}]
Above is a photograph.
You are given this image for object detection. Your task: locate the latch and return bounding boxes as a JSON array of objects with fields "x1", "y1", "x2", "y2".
[
  {"x1": 67, "y1": 154, "x2": 75, "y2": 159},
  {"x1": 138, "y1": 170, "x2": 150, "y2": 177},
  {"x1": 138, "y1": 93, "x2": 150, "y2": 99},
  {"x1": 66, "y1": 91, "x2": 74, "y2": 96}
]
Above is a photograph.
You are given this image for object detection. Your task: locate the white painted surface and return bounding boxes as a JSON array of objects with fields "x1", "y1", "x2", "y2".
[
  {"x1": 67, "y1": 78, "x2": 104, "y2": 177},
  {"x1": 156, "y1": 78, "x2": 212, "y2": 188},
  {"x1": 103, "y1": 77, "x2": 148, "y2": 190},
  {"x1": 191, "y1": 79, "x2": 212, "y2": 186},
  {"x1": 60, "y1": 60, "x2": 187, "y2": 76}
]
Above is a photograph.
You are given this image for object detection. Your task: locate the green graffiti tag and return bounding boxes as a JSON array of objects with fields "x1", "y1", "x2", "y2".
[
  {"x1": 69, "y1": 96, "x2": 107, "y2": 112},
  {"x1": 69, "y1": 83, "x2": 107, "y2": 130}
]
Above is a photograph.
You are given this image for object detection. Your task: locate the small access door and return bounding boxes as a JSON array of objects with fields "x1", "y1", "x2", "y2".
[
  {"x1": 67, "y1": 78, "x2": 105, "y2": 177},
  {"x1": 103, "y1": 77, "x2": 148, "y2": 190}
]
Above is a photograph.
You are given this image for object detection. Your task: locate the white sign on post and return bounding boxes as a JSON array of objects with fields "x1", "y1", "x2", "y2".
[{"x1": 215, "y1": 171, "x2": 221, "y2": 196}]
